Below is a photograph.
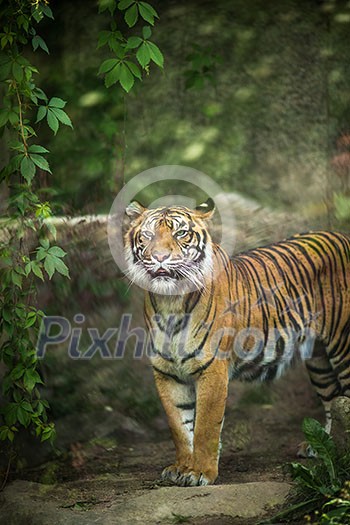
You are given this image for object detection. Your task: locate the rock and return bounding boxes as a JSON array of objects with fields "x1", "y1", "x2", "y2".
[
  {"x1": 331, "y1": 396, "x2": 350, "y2": 453},
  {"x1": 110, "y1": 482, "x2": 291, "y2": 524},
  {"x1": 0, "y1": 479, "x2": 291, "y2": 525}
]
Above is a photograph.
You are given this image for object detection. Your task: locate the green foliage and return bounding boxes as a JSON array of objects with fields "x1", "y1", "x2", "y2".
[
  {"x1": 0, "y1": 0, "x2": 71, "y2": 454},
  {"x1": 317, "y1": 485, "x2": 350, "y2": 525},
  {"x1": 36, "y1": 97, "x2": 73, "y2": 135},
  {"x1": 98, "y1": 0, "x2": 163, "y2": 92},
  {"x1": 263, "y1": 418, "x2": 350, "y2": 524},
  {"x1": 301, "y1": 418, "x2": 338, "y2": 488},
  {"x1": 184, "y1": 44, "x2": 221, "y2": 90}
]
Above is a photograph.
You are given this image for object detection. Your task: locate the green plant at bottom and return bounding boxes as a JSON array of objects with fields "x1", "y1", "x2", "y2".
[
  {"x1": 261, "y1": 417, "x2": 350, "y2": 524},
  {"x1": 313, "y1": 483, "x2": 350, "y2": 524}
]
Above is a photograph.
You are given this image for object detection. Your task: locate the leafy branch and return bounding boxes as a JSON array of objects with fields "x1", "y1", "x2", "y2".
[
  {"x1": 98, "y1": 0, "x2": 164, "y2": 92},
  {"x1": 0, "y1": 0, "x2": 71, "y2": 458}
]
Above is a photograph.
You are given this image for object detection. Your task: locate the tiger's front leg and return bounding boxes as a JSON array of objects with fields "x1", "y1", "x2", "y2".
[
  {"x1": 155, "y1": 359, "x2": 228, "y2": 486},
  {"x1": 153, "y1": 371, "x2": 196, "y2": 484},
  {"x1": 178, "y1": 359, "x2": 229, "y2": 486}
]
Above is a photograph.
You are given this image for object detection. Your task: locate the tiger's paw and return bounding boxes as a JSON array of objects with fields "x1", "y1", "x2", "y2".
[
  {"x1": 176, "y1": 470, "x2": 213, "y2": 486},
  {"x1": 161, "y1": 464, "x2": 181, "y2": 484},
  {"x1": 297, "y1": 441, "x2": 317, "y2": 458},
  {"x1": 161, "y1": 465, "x2": 217, "y2": 486}
]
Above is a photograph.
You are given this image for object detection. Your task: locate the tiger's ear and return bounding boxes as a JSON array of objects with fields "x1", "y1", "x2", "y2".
[
  {"x1": 195, "y1": 198, "x2": 215, "y2": 219},
  {"x1": 125, "y1": 200, "x2": 146, "y2": 221}
]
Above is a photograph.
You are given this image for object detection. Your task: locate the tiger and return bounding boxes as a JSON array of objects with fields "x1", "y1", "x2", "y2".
[{"x1": 124, "y1": 198, "x2": 350, "y2": 487}]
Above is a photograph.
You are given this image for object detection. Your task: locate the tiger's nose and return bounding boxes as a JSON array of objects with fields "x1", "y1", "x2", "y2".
[{"x1": 152, "y1": 251, "x2": 170, "y2": 262}]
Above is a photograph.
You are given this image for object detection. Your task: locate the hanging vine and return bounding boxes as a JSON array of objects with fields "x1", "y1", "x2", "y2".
[{"x1": 0, "y1": 0, "x2": 71, "y2": 463}]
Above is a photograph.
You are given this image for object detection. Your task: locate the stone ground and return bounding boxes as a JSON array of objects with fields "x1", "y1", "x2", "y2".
[{"x1": 0, "y1": 365, "x2": 322, "y2": 525}]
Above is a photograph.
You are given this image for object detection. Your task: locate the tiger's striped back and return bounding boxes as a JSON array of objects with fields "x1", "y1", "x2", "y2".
[{"x1": 227, "y1": 231, "x2": 350, "y2": 429}]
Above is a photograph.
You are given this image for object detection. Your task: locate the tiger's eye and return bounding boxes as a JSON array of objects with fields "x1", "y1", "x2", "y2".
[
  {"x1": 142, "y1": 230, "x2": 154, "y2": 240},
  {"x1": 175, "y1": 229, "x2": 188, "y2": 238}
]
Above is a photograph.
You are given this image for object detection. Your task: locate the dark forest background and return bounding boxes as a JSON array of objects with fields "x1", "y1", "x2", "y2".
[{"x1": 17, "y1": 0, "x2": 350, "y2": 218}]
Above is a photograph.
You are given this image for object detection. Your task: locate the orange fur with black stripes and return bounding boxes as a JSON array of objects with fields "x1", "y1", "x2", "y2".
[{"x1": 124, "y1": 199, "x2": 350, "y2": 486}]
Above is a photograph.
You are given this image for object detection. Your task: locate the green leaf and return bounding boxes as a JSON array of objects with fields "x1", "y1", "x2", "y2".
[
  {"x1": 105, "y1": 63, "x2": 121, "y2": 88},
  {"x1": 53, "y1": 256, "x2": 70, "y2": 277},
  {"x1": 36, "y1": 248, "x2": 47, "y2": 261},
  {"x1": 290, "y1": 462, "x2": 317, "y2": 490},
  {"x1": 15, "y1": 265, "x2": 26, "y2": 276},
  {"x1": 28, "y1": 145, "x2": 50, "y2": 154},
  {"x1": 41, "y1": 426, "x2": 56, "y2": 442},
  {"x1": 139, "y1": 2, "x2": 158, "y2": 24},
  {"x1": 31, "y1": 262, "x2": 44, "y2": 281},
  {"x1": 0, "y1": 428, "x2": 8, "y2": 441},
  {"x1": 8, "y1": 110, "x2": 19, "y2": 126},
  {"x1": 302, "y1": 417, "x2": 337, "y2": 482},
  {"x1": 23, "y1": 369, "x2": 40, "y2": 392},
  {"x1": 49, "y1": 97, "x2": 66, "y2": 108},
  {"x1": 2, "y1": 308, "x2": 12, "y2": 322},
  {"x1": 119, "y1": 63, "x2": 134, "y2": 92},
  {"x1": 142, "y1": 26, "x2": 152, "y2": 39},
  {"x1": 125, "y1": 4, "x2": 138, "y2": 27},
  {"x1": 112, "y1": 42, "x2": 126, "y2": 59},
  {"x1": 138, "y1": 5, "x2": 153, "y2": 24},
  {"x1": 125, "y1": 61, "x2": 142, "y2": 80},
  {"x1": 13, "y1": 390, "x2": 22, "y2": 403},
  {"x1": 30, "y1": 154, "x2": 52, "y2": 173},
  {"x1": 24, "y1": 311, "x2": 37, "y2": 328},
  {"x1": 0, "y1": 109, "x2": 9, "y2": 127},
  {"x1": 40, "y1": 238, "x2": 50, "y2": 249},
  {"x1": 46, "y1": 109, "x2": 59, "y2": 134},
  {"x1": 17, "y1": 406, "x2": 30, "y2": 426},
  {"x1": 136, "y1": 42, "x2": 151, "y2": 68},
  {"x1": 99, "y1": 58, "x2": 119, "y2": 75},
  {"x1": 32, "y1": 8, "x2": 43, "y2": 23},
  {"x1": 147, "y1": 41, "x2": 164, "y2": 67},
  {"x1": 11, "y1": 270, "x2": 22, "y2": 288},
  {"x1": 20, "y1": 156, "x2": 36, "y2": 183},
  {"x1": 10, "y1": 364, "x2": 25, "y2": 380},
  {"x1": 36, "y1": 248, "x2": 47, "y2": 262},
  {"x1": 50, "y1": 108, "x2": 73, "y2": 128},
  {"x1": 139, "y1": 1, "x2": 158, "y2": 16},
  {"x1": 34, "y1": 88, "x2": 48, "y2": 102},
  {"x1": 126, "y1": 36, "x2": 142, "y2": 49},
  {"x1": 12, "y1": 61, "x2": 24, "y2": 82},
  {"x1": 32, "y1": 35, "x2": 49, "y2": 54},
  {"x1": 42, "y1": 5, "x2": 54, "y2": 19},
  {"x1": 44, "y1": 254, "x2": 55, "y2": 279},
  {"x1": 21, "y1": 401, "x2": 34, "y2": 413},
  {"x1": 36, "y1": 105, "x2": 47, "y2": 123},
  {"x1": 48, "y1": 246, "x2": 66, "y2": 257},
  {"x1": 24, "y1": 262, "x2": 31, "y2": 276},
  {"x1": 118, "y1": 0, "x2": 134, "y2": 8},
  {"x1": 97, "y1": 30, "x2": 110, "y2": 48}
]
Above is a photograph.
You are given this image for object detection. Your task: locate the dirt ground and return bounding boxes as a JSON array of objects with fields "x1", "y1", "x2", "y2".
[{"x1": 0, "y1": 363, "x2": 323, "y2": 525}]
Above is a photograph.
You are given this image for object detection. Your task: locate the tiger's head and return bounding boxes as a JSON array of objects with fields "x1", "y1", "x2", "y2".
[{"x1": 124, "y1": 199, "x2": 215, "y2": 295}]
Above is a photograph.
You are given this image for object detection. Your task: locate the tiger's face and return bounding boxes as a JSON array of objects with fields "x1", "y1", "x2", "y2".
[{"x1": 124, "y1": 200, "x2": 215, "y2": 294}]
